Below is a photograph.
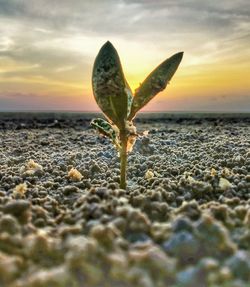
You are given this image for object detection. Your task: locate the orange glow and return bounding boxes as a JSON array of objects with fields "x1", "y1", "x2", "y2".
[{"x1": 1, "y1": 43, "x2": 249, "y2": 112}]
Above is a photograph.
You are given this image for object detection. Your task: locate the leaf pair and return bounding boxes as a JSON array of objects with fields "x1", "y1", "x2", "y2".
[{"x1": 92, "y1": 41, "x2": 183, "y2": 127}]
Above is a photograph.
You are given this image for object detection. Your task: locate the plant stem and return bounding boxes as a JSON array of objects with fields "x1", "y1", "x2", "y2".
[{"x1": 120, "y1": 129, "x2": 127, "y2": 189}]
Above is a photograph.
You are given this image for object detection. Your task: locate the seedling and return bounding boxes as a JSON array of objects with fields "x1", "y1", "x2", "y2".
[{"x1": 91, "y1": 41, "x2": 183, "y2": 189}]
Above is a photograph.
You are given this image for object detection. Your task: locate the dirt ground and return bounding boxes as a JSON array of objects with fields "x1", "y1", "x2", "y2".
[{"x1": 0, "y1": 116, "x2": 249, "y2": 286}]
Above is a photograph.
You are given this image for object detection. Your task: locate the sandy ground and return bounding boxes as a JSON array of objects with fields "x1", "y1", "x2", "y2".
[{"x1": 0, "y1": 116, "x2": 249, "y2": 286}]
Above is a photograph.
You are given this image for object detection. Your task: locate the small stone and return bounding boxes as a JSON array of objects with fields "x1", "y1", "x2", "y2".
[
  {"x1": 62, "y1": 185, "x2": 79, "y2": 195},
  {"x1": 20, "y1": 159, "x2": 43, "y2": 177},
  {"x1": 13, "y1": 183, "x2": 27, "y2": 195},
  {"x1": 0, "y1": 215, "x2": 21, "y2": 235},
  {"x1": 0, "y1": 252, "x2": 23, "y2": 284},
  {"x1": 219, "y1": 178, "x2": 233, "y2": 191},
  {"x1": 172, "y1": 217, "x2": 194, "y2": 233},
  {"x1": 176, "y1": 266, "x2": 202, "y2": 286},
  {"x1": 68, "y1": 167, "x2": 83, "y2": 181},
  {"x1": 163, "y1": 231, "x2": 200, "y2": 264},
  {"x1": 3, "y1": 200, "x2": 30, "y2": 216},
  {"x1": 225, "y1": 251, "x2": 250, "y2": 281},
  {"x1": 145, "y1": 170, "x2": 154, "y2": 180},
  {"x1": 210, "y1": 168, "x2": 217, "y2": 177}
]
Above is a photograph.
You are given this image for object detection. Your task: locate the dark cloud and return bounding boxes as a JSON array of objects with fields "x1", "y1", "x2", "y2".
[
  {"x1": 0, "y1": 0, "x2": 249, "y2": 38},
  {"x1": 1, "y1": 0, "x2": 249, "y2": 63}
]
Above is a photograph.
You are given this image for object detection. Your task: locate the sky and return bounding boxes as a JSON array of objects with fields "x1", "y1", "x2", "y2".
[{"x1": 0, "y1": 0, "x2": 250, "y2": 112}]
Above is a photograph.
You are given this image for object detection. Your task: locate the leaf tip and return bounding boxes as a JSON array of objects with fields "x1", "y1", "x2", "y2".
[
  {"x1": 175, "y1": 51, "x2": 184, "y2": 61},
  {"x1": 101, "y1": 41, "x2": 115, "y2": 52}
]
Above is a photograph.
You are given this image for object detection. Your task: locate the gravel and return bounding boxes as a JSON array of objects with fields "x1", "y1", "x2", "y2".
[{"x1": 0, "y1": 116, "x2": 249, "y2": 287}]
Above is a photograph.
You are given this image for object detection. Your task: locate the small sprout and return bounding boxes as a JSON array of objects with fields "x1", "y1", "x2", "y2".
[
  {"x1": 13, "y1": 183, "x2": 27, "y2": 195},
  {"x1": 68, "y1": 168, "x2": 83, "y2": 182},
  {"x1": 91, "y1": 41, "x2": 183, "y2": 189}
]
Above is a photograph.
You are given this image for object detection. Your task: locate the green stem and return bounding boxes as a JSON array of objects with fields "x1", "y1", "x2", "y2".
[{"x1": 119, "y1": 130, "x2": 127, "y2": 189}]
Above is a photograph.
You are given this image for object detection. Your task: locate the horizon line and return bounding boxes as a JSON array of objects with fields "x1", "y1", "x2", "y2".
[{"x1": 0, "y1": 110, "x2": 250, "y2": 114}]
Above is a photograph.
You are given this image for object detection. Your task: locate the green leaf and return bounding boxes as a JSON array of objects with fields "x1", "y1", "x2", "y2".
[
  {"x1": 90, "y1": 118, "x2": 116, "y2": 140},
  {"x1": 92, "y1": 41, "x2": 129, "y2": 129},
  {"x1": 90, "y1": 118, "x2": 120, "y2": 148},
  {"x1": 128, "y1": 52, "x2": 183, "y2": 120}
]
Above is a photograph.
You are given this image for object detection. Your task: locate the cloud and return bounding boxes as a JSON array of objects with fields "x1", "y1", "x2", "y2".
[
  {"x1": 1, "y1": 1, "x2": 249, "y2": 37},
  {"x1": 0, "y1": 0, "x2": 249, "y2": 64},
  {"x1": 0, "y1": 0, "x2": 249, "y2": 111},
  {"x1": 1, "y1": 1, "x2": 249, "y2": 56}
]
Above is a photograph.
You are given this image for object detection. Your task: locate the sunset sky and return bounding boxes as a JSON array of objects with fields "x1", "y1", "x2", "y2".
[{"x1": 0, "y1": 0, "x2": 249, "y2": 112}]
